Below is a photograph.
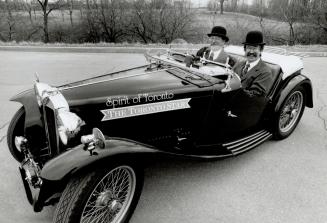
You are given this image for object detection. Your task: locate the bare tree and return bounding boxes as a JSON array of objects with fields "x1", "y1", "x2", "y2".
[
  {"x1": 96, "y1": 0, "x2": 128, "y2": 42},
  {"x1": 309, "y1": 0, "x2": 327, "y2": 33},
  {"x1": 82, "y1": 0, "x2": 128, "y2": 43},
  {"x1": 0, "y1": 10, "x2": 6, "y2": 41},
  {"x1": 67, "y1": 0, "x2": 74, "y2": 27},
  {"x1": 21, "y1": 0, "x2": 34, "y2": 25},
  {"x1": 18, "y1": 0, "x2": 43, "y2": 41},
  {"x1": 208, "y1": 0, "x2": 227, "y2": 14},
  {"x1": 82, "y1": 0, "x2": 101, "y2": 42},
  {"x1": 130, "y1": 0, "x2": 157, "y2": 43},
  {"x1": 207, "y1": 0, "x2": 218, "y2": 12},
  {"x1": 130, "y1": 0, "x2": 193, "y2": 44},
  {"x1": 269, "y1": 0, "x2": 305, "y2": 45},
  {"x1": 158, "y1": 0, "x2": 193, "y2": 43},
  {"x1": 257, "y1": 15, "x2": 285, "y2": 45},
  {"x1": 36, "y1": 0, "x2": 64, "y2": 43},
  {"x1": 3, "y1": 0, "x2": 16, "y2": 41},
  {"x1": 253, "y1": 0, "x2": 266, "y2": 31},
  {"x1": 207, "y1": 0, "x2": 218, "y2": 27},
  {"x1": 231, "y1": 0, "x2": 237, "y2": 11},
  {"x1": 219, "y1": 0, "x2": 227, "y2": 14}
]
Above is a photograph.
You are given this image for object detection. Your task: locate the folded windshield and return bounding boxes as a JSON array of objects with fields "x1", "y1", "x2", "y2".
[
  {"x1": 167, "y1": 67, "x2": 225, "y2": 88},
  {"x1": 145, "y1": 49, "x2": 229, "y2": 86}
]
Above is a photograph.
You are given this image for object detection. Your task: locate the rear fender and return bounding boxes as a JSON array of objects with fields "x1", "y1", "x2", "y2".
[
  {"x1": 40, "y1": 138, "x2": 162, "y2": 181},
  {"x1": 274, "y1": 74, "x2": 313, "y2": 112}
]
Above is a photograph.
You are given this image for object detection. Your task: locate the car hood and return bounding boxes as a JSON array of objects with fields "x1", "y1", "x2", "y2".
[{"x1": 59, "y1": 67, "x2": 221, "y2": 108}]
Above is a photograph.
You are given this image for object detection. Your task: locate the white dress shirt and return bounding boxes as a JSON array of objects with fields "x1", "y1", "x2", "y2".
[
  {"x1": 206, "y1": 49, "x2": 222, "y2": 60},
  {"x1": 212, "y1": 49, "x2": 222, "y2": 60},
  {"x1": 246, "y1": 58, "x2": 260, "y2": 72}
]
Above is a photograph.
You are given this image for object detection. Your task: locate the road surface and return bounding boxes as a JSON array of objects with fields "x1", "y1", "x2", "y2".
[{"x1": 0, "y1": 51, "x2": 326, "y2": 223}]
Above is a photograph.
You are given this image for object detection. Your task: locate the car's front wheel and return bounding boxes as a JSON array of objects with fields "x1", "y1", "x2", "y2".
[
  {"x1": 7, "y1": 107, "x2": 25, "y2": 162},
  {"x1": 274, "y1": 86, "x2": 306, "y2": 139},
  {"x1": 53, "y1": 162, "x2": 143, "y2": 223}
]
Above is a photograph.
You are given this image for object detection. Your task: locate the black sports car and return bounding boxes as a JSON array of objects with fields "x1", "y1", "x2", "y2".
[{"x1": 7, "y1": 46, "x2": 313, "y2": 223}]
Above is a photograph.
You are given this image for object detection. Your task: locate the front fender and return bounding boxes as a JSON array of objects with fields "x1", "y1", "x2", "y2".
[
  {"x1": 274, "y1": 74, "x2": 313, "y2": 112},
  {"x1": 10, "y1": 88, "x2": 43, "y2": 129},
  {"x1": 40, "y1": 138, "x2": 162, "y2": 181}
]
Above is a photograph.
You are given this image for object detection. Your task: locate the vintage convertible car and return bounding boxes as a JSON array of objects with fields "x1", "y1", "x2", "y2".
[{"x1": 7, "y1": 46, "x2": 312, "y2": 223}]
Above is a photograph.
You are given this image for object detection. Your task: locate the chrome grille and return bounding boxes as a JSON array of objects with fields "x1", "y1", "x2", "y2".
[{"x1": 42, "y1": 106, "x2": 59, "y2": 158}]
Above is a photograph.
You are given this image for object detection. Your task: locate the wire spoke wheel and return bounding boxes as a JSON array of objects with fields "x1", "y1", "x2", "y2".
[
  {"x1": 278, "y1": 90, "x2": 303, "y2": 134},
  {"x1": 53, "y1": 163, "x2": 143, "y2": 223},
  {"x1": 81, "y1": 166, "x2": 136, "y2": 223}
]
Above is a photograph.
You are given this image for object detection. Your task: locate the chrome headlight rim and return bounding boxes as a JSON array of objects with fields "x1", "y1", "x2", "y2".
[{"x1": 34, "y1": 82, "x2": 85, "y2": 146}]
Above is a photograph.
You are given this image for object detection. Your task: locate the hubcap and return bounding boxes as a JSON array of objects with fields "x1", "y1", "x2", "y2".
[
  {"x1": 279, "y1": 91, "x2": 303, "y2": 133},
  {"x1": 80, "y1": 166, "x2": 136, "y2": 223}
]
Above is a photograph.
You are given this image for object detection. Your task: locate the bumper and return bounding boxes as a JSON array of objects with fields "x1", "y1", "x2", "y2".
[{"x1": 19, "y1": 166, "x2": 63, "y2": 212}]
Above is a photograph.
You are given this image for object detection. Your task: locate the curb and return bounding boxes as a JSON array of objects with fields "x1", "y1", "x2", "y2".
[
  {"x1": 0, "y1": 46, "x2": 195, "y2": 54},
  {"x1": 0, "y1": 46, "x2": 326, "y2": 57},
  {"x1": 288, "y1": 51, "x2": 327, "y2": 57}
]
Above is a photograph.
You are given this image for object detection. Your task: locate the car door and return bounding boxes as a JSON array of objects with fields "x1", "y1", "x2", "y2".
[
  {"x1": 223, "y1": 88, "x2": 269, "y2": 132},
  {"x1": 198, "y1": 86, "x2": 270, "y2": 145}
]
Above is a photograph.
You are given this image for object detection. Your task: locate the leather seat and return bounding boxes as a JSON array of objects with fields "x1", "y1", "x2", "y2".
[{"x1": 264, "y1": 62, "x2": 282, "y2": 98}]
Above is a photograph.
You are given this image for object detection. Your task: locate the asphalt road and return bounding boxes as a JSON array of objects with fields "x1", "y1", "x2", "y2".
[{"x1": 0, "y1": 51, "x2": 326, "y2": 223}]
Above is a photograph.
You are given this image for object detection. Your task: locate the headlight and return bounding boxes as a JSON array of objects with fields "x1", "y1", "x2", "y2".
[
  {"x1": 14, "y1": 136, "x2": 27, "y2": 152},
  {"x1": 34, "y1": 82, "x2": 85, "y2": 145},
  {"x1": 56, "y1": 109, "x2": 85, "y2": 145}
]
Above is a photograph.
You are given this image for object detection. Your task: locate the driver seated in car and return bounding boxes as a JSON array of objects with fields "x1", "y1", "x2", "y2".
[
  {"x1": 233, "y1": 31, "x2": 273, "y2": 97},
  {"x1": 196, "y1": 26, "x2": 236, "y2": 68}
]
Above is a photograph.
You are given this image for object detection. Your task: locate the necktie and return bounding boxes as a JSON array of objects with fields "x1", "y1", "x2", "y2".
[
  {"x1": 206, "y1": 50, "x2": 213, "y2": 60},
  {"x1": 241, "y1": 63, "x2": 250, "y2": 78}
]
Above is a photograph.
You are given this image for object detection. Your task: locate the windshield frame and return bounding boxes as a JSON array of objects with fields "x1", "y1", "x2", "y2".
[{"x1": 144, "y1": 49, "x2": 230, "y2": 85}]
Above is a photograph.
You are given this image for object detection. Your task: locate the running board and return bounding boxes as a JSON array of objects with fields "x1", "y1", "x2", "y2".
[{"x1": 223, "y1": 130, "x2": 273, "y2": 155}]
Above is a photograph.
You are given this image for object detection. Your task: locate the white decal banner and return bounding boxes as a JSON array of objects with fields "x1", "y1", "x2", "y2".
[{"x1": 101, "y1": 98, "x2": 191, "y2": 121}]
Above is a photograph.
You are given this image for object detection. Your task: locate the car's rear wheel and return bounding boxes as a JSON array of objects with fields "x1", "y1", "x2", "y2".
[
  {"x1": 274, "y1": 86, "x2": 306, "y2": 139},
  {"x1": 53, "y1": 162, "x2": 143, "y2": 223},
  {"x1": 7, "y1": 107, "x2": 25, "y2": 162}
]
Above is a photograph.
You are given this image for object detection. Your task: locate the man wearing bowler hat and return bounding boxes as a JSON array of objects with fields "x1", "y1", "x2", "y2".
[
  {"x1": 196, "y1": 26, "x2": 236, "y2": 67},
  {"x1": 233, "y1": 31, "x2": 273, "y2": 97}
]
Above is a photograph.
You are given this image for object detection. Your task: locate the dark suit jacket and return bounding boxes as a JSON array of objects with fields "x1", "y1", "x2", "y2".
[
  {"x1": 196, "y1": 46, "x2": 236, "y2": 67},
  {"x1": 232, "y1": 59, "x2": 273, "y2": 97}
]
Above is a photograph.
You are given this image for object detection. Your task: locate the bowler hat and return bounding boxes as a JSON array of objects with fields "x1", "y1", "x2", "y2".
[
  {"x1": 243, "y1": 31, "x2": 265, "y2": 46},
  {"x1": 207, "y1": 26, "x2": 229, "y2": 42}
]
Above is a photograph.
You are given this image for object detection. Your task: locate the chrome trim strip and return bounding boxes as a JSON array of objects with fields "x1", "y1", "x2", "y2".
[
  {"x1": 230, "y1": 133, "x2": 272, "y2": 153},
  {"x1": 59, "y1": 65, "x2": 149, "y2": 88},
  {"x1": 39, "y1": 153, "x2": 51, "y2": 157},
  {"x1": 162, "y1": 151, "x2": 232, "y2": 159},
  {"x1": 223, "y1": 130, "x2": 266, "y2": 146},
  {"x1": 232, "y1": 134, "x2": 272, "y2": 155},
  {"x1": 227, "y1": 131, "x2": 268, "y2": 150},
  {"x1": 59, "y1": 69, "x2": 170, "y2": 91}
]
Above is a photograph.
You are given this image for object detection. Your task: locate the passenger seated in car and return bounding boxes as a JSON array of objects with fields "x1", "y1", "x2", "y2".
[
  {"x1": 233, "y1": 31, "x2": 273, "y2": 97},
  {"x1": 195, "y1": 26, "x2": 236, "y2": 68}
]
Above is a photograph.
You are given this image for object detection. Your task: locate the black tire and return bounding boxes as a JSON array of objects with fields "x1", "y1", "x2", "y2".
[
  {"x1": 7, "y1": 107, "x2": 25, "y2": 162},
  {"x1": 53, "y1": 162, "x2": 143, "y2": 223},
  {"x1": 274, "y1": 85, "x2": 306, "y2": 139}
]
